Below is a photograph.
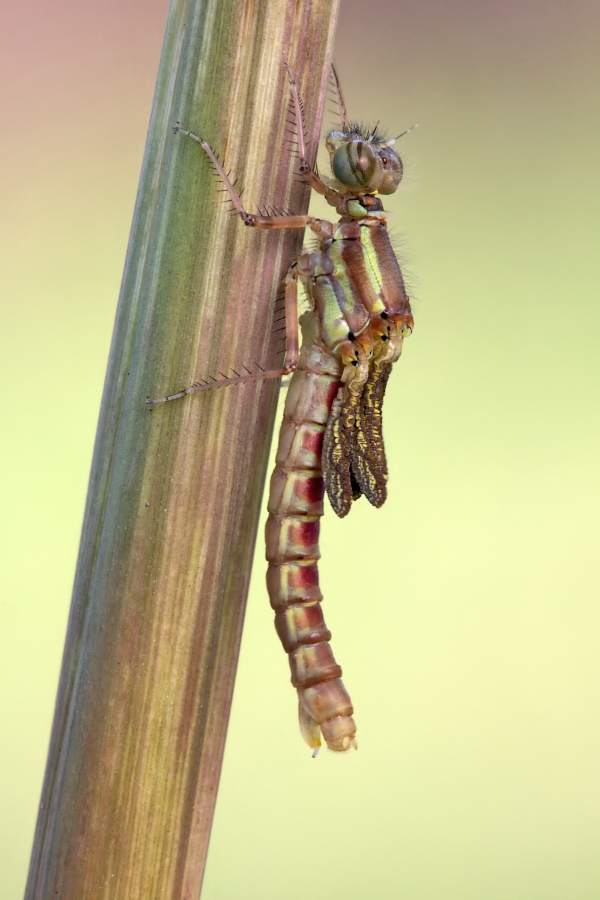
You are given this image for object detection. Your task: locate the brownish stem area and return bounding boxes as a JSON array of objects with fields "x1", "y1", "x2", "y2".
[{"x1": 25, "y1": 1, "x2": 340, "y2": 897}]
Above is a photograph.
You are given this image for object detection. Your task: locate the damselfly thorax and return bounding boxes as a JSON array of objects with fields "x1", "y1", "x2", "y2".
[{"x1": 148, "y1": 62, "x2": 415, "y2": 754}]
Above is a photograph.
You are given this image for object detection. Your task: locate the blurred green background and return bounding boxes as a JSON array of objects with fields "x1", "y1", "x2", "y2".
[{"x1": 2, "y1": 0, "x2": 599, "y2": 897}]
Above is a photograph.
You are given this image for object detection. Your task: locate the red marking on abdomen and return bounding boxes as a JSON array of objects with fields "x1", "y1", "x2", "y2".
[
  {"x1": 302, "y1": 428, "x2": 325, "y2": 457},
  {"x1": 296, "y1": 518, "x2": 320, "y2": 549},
  {"x1": 297, "y1": 474, "x2": 324, "y2": 505}
]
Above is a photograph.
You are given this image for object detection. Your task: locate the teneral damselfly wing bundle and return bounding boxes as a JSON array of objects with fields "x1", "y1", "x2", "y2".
[{"x1": 148, "y1": 63, "x2": 414, "y2": 755}]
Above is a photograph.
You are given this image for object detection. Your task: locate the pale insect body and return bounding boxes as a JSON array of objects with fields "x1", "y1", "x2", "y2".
[{"x1": 148, "y1": 63, "x2": 414, "y2": 754}]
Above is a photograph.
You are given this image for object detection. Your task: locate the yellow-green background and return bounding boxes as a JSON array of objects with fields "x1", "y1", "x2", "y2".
[{"x1": 2, "y1": 0, "x2": 599, "y2": 897}]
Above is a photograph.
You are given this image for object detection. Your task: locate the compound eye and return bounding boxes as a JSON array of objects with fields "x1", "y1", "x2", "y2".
[
  {"x1": 377, "y1": 146, "x2": 403, "y2": 194},
  {"x1": 332, "y1": 141, "x2": 382, "y2": 190}
]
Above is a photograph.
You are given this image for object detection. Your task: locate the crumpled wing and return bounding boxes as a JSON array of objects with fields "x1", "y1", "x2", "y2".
[{"x1": 351, "y1": 358, "x2": 391, "y2": 508}]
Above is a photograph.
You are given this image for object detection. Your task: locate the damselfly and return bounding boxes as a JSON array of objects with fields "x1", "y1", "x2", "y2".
[{"x1": 148, "y1": 63, "x2": 414, "y2": 754}]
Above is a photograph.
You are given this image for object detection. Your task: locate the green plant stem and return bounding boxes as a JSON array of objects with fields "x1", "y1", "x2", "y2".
[{"x1": 25, "y1": 1, "x2": 340, "y2": 896}]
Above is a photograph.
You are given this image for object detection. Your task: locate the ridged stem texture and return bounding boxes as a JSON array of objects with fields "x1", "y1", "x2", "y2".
[{"x1": 25, "y1": 0, "x2": 340, "y2": 897}]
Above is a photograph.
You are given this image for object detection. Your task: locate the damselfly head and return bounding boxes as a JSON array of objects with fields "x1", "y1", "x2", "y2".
[{"x1": 326, "y1": 125, "x2": 403, "y2": 195}]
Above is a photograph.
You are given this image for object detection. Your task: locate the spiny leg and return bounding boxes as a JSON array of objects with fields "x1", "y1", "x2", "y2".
[
  {"x1": 148, "y1": 99, "x2": 336, "y2": 408},
  {"x1": 173, "y1": 125, "x2": 331, "y2": 234},
  {"x1": 283, "y1": 63, "x2": 341, "y2": 205},
  {"x1": 329, "y1": 63, "x2": 350, "y2": 131},
  {"x1": 147, "y1": 269, "x2": 300, "y2": 406}
]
